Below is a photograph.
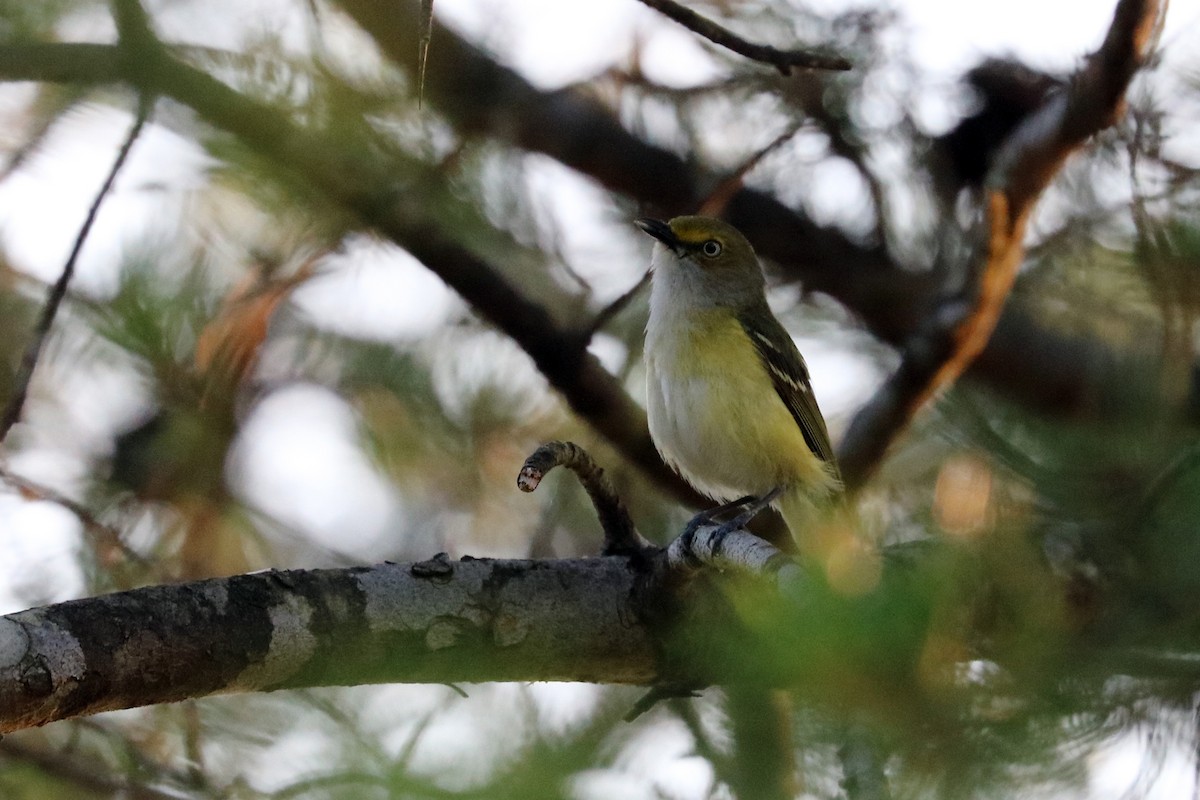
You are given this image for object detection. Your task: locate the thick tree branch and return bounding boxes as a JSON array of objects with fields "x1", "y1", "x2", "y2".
[
  {"x1": 0, "y1": 558, "x2": 659, "y2": 733},
  {"x1": 0, "y1": 530, "x2": 1192, "y2": 734},
  {"x1": 0, "y1": 504, "x2": 848, "y2": 735},
  {"x1": 0, "y1": 525, "x2": 818, "y2": 735},
  {"x1": 635, "y1": 0, "x2": 851, "y2": 74},
  {"x1": 838, "y1": 0, "x2": 1166, "y2": 487}
]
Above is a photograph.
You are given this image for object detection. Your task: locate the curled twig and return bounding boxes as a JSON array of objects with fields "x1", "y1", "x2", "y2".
[
  {"x1": 518, "y1": 440, "x2": 650, "y2": 555},
  {"x1": 517, "y1": 446, "x2": 799, "y2": 574},
  {"x1": 636, "y1": 0, "x2": 852, "y2": 74}
]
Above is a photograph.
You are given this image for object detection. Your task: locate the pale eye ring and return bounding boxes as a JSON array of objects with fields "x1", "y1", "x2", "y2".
[{"x1": 701, "y1": 240, "x2": 722, "y2": 257}]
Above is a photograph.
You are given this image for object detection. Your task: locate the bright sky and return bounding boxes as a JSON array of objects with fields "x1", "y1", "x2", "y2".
[{"x1": 435, "y1": 0, "x2": 1200, "y2": 84}]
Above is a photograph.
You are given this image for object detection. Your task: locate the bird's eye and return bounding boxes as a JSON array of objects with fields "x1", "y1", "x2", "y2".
[{"x1": 701, "y1": 240, "x2": 722, "y2": 257}]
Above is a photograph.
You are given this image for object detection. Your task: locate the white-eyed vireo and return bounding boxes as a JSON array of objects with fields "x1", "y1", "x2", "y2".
[{"x1": 637, "y1": 215, "x2": 841, "y2": 546}]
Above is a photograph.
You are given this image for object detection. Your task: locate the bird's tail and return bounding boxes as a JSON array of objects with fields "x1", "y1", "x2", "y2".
[{"x1": 778, "y1": 485, "x2": 880, "y2": 595}]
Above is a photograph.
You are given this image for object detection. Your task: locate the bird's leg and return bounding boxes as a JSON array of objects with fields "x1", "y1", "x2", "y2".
[
  {"x1": 682, "y1": 494, "x2": 757, "y2": 538},
  {"x1": 680, "y1": 488, "x2": 786, "y2": 541},
  {"x1": 711, "y1": 486, "x2": 785, "y2": 538}
]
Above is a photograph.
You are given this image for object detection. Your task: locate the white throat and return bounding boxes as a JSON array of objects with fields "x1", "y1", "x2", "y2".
[{"x1": 646, "y1": 244, "x2": 709, "y2": 340}]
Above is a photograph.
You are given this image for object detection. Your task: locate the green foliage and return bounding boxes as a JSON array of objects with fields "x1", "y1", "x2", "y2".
[
  {"x1": 0, "y1": 0, "x2": 85, "y2": 41},
  {"x1": 88, "y1": 251, "x2": 218, "y2": 395}
]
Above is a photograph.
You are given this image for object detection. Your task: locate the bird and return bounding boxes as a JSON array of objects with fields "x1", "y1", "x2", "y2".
[{"x1": 637, "y1": 215, "x2": 841, "y2": 549}]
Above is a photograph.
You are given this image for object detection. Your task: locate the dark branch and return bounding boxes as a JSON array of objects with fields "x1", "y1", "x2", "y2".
[
  {"x1": 0, "y1": 100, "x2": 148, "y2": 444},
  {"x1": 0, "y1": 43, "x2": 120, "y2": 85},
  {"x1": 837, "y1": 0, "x2": 1166, "y2": 488},
  {"x1": 0, "y1": 40, "x2": 703, "y2": 507},
  {"x1": 635, "y1": 0, "x2": 851, "y2": 74},
  {"x1": 325, "y1": 0, "x2": 1200, "y2": 430},
  {"x1": 110, "y1": 0, "x2": 157, "y2": 54},
  {"x1": 0, "y1": 5, "x2": 1183, "y2": 488},
  {"x1": 581, "y1": 270, "x2": 650, "y2": 343}
]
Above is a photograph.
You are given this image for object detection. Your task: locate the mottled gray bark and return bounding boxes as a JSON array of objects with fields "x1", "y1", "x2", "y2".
[{"x1": 0, "y1": 557, "x2": 659, "y2": 733}]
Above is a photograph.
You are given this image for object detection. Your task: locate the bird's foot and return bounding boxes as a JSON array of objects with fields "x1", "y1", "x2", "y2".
[
  {"x1": 681, "y1": 488, "x2": 786, "y2": 541},
  {"x1": 709, "y1": 486, "x2": 786, "y2": 538},
  {"x1": 682, "y1": 495, "x2": 757, "y2": 538}
]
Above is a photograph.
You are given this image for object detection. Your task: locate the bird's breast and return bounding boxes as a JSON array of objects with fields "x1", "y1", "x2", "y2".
[{"x1": 645, "y1": 308, "x2": 806, "y2": 499}]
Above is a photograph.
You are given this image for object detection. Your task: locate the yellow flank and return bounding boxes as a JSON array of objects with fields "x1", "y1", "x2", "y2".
[{"x1": 645, "y1": 308, "x2": 835, "y2": 519}]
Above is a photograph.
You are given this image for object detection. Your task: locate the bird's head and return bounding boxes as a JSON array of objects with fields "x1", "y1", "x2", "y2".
[{"x1": 636, "y1": 215, "x2": 765, "y2": 305}]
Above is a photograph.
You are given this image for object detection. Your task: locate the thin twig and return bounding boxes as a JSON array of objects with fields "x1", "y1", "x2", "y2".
[
  {"x1": 625, "y1": 684, "x2": 701, "y2": 722},
  {"x1": 518, "y1": 440, "x2": 650, "y2": 556},
  {"x1": 697, "y1": 123, "x2": 803, "y2": 217},
  {"x1": 837, "y1": 0, "x2": 1166, "y2": 488},
  {"x1": 670, "y1": 696, "x2": 732, "y2": 774},
  {"x1": 0, "y1": 100, "x2": 150, "y2": 445},
  {"x1": 0, "y1": 739, "x2": 182, "y2": 800},
  {"x1": 580, "y1": 270, "x2": 650, "y2": 343},
  {"x1": 0, "y1": 465, "x2": 147, "y2": 567},
  {"x1": 636, "y1": 0, "x2": 851, "y2": 74},
  {"x1": 417, "y1": 0, "x2": 434, "y2": 108}
]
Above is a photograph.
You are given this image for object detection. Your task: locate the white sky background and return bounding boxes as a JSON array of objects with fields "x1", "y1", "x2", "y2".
[{"x1": 0, "y1": 0, "x2": 1198, "y2": 796}]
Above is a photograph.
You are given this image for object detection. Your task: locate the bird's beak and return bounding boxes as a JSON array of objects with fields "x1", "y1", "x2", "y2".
[{"x1": 635, "y1": 218, "x2": 680, "y2": 252}]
